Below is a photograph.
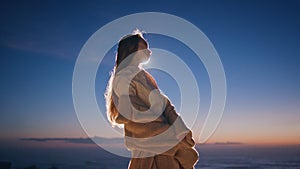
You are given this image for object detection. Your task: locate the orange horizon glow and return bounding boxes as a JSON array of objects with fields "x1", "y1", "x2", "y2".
[
  {"x1": 1, "y1": 136, "x2": 299, "y2": 148},
  {"x1": 205, "y1": 131, "x2": 300, "y2": 146}
]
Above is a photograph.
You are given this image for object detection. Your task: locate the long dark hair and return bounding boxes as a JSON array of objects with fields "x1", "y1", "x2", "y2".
[{"x1": 105, "y1": 31, "x2": 148, "y2": 126}]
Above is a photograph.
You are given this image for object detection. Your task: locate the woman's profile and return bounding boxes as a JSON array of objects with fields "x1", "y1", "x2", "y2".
[{"x1": 105, "y1": 30, "x2": 199, "y2": 169}]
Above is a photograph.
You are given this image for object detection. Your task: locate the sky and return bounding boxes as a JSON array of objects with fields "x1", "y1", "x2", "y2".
[{"x1": 0, "y1": 0, "x2": 300, "y2": 146}]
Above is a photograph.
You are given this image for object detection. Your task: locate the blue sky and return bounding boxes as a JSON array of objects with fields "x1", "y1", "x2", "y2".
[{"x1": 1, "y1": 0, "x2": 299, "y2": 144}]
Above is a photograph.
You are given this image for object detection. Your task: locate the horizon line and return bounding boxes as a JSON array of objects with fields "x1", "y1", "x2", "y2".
[{"x1": 11, "y1": 137, "x2": 300, "y2": 146}]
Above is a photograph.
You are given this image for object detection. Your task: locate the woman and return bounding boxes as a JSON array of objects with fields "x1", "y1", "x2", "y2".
[{"x1": 105, "y1": 31, "x2": 198, "y2": 169}]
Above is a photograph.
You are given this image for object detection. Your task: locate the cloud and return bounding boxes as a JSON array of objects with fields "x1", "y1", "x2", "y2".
[
  {"x1": 214, "y1": 141, "x2": 243, "y2": 145},
  {"x1": 1, "y1": 38, "x2": 78, "y2": 60},
  {"x1": 0, "y1": 4, "x2": 82, "y2": 60},
  {"x1": 20, "y1": 136, "x2": 124, "y2": 145}
]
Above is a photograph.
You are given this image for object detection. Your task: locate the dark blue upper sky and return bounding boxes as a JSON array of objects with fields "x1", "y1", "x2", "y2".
[{"x1": 1, "y1": 0, "x2": 299, "y2": 144}]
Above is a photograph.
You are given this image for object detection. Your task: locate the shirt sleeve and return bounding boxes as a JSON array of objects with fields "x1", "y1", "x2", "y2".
[
  {"x1": 163, "y1": 99, "x2": 190, "y2": 139},
  {"x1": 136, "y1": 71, "x2": 167, "y2": 116}
]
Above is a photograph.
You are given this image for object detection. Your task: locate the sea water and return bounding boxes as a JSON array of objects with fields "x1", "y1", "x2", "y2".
[{"x1": 1, "y1": 143, "x2": 300, "y2": 169}]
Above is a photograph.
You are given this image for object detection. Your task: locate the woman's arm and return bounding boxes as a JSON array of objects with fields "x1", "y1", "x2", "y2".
[
  {"x1": 140, "y1": 70, "x2": 191, "y2": 138},
  {"x1": 163, "y1": 99, "x2": 190, "y2": 139},
  {"x1": 114, "y1": 74, "x2": 165, "y2": 123}
]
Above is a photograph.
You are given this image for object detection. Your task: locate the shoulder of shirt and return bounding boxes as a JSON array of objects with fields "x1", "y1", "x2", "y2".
[
  {"x1": 114, "y1": 66, "x2": 143, "y2": 85},
  {"x1": 115, "y1": 66, "x2": 141, "y2": 76}
]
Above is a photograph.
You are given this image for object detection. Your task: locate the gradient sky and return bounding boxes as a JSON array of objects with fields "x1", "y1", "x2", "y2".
[{"x1": 1, "y1": 0, "x2": 300, "y2": 145}]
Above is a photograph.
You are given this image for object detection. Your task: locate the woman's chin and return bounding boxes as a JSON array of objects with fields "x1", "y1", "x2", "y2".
[{"x1": 140, "y1": 58, "x2": 150, "y2": 65}]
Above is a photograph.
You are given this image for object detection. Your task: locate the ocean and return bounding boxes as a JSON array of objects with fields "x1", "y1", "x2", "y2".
[{"x1": 1, "y1": 141, "x2": 300, "y2": 169}]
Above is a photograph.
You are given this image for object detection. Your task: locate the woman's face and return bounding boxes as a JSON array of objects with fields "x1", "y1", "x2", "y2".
[{"x1": 138, "y1": 41, "x2": 151, "y2": 60}]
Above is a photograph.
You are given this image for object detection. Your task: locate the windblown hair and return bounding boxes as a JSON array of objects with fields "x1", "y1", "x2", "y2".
[{"x1": 104, "y1": 30, "x2": 148, "y2": 126}]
